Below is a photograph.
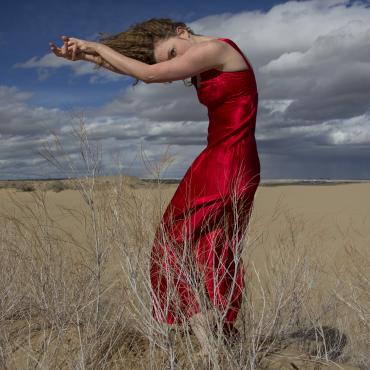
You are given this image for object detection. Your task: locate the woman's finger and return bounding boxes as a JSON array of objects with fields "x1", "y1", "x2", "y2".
[
  {"x1": 63, "y1": 40, "x2": 71, "y2": 56},
  {"x1": 67, "y1": 41, "x2": 76, "y2": 49},
  {"x1": 72, "y1": 44, "x2": 77, "y2": 61},
  {"x1": 49, "y1": 42, "x2": 62, "y2": 56},
  {"x1": 61, "y1": 41, "x2": 66, "y2": 55},
  {"x1": 67, "y1": 44, "x2": 77, "y2": 54}
]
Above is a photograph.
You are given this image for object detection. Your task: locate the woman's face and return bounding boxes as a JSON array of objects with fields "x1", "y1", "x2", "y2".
[{"x1": 153, "y1": 30, "x2": 191, "y2": 63}]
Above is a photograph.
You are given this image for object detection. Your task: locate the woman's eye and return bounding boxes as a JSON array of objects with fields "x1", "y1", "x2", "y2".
[{"x1": 171, "y1": 48, "x2": 176, "y2": 57}]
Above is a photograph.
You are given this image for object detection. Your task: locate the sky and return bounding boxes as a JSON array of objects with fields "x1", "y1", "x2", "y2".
[{"x1": 1, "y1": 0, "x2": 370, "y2": 180}]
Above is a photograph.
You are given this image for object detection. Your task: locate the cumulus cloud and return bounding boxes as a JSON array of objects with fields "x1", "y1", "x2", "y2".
[
  {"x1": 259, "y1": 19, "x2": 370, "y2": 121},
  {"x1": 98, "y1": 81, "x2": 208, "y2": 121},
  {"x1": 325, "y1": 114, "x2": 370, "y2": 145},
  {"x1": 0, "y1": 84, "x2": 206, "y2": 179},
  {"x1": 14, "y1": 53, "x2": 123, "y2": 83},
  {"x1": 4, "y1": 0, "x2": 370, "y2": 179}
]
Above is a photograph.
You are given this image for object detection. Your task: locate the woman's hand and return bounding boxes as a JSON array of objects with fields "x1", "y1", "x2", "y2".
[
  {"x1": 49, "y1": 36, "x2": 83, "y2": 61},
  {"x1": 49, "y1": 36, "x2": 119, "y2": 72},
  {"x1": 66, "y1": 37, "x2": 99, "y2": 60},
  {"x1": 49, "y1": 35, "x2": 99, "y2": 61}
]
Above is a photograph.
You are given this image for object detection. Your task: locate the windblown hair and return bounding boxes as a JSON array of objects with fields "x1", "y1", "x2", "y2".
[{"x1": 96, "y1": 18, "x2": 201, "y2": 87}]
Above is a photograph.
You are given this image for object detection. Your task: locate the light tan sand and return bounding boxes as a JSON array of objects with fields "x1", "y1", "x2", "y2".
[
  {"x1": 248, "y1": 183, "x2": 370, "y2": 278},
  {"x1": 1, "y1": 181, "x2": 368, "y2": 281}
]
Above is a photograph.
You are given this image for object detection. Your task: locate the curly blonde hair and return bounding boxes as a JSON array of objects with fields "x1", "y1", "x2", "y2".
[{"x1": 96, "y1": 17, "x2": 201, "y2": 86}]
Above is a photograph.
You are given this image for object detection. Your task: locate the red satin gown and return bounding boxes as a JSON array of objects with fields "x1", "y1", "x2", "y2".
[{"x1": 150, "y1": 38, "x2": 260, "y2": 328}]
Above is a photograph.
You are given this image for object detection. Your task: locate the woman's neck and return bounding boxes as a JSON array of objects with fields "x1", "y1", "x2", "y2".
[{"x1": 190, "y1": 35, "x2": 218, "y2": 44}]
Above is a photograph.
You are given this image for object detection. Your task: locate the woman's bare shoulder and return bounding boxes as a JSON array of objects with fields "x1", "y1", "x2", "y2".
[{"x1": 189, "y1": 37, "x2": 228, "y2": 53}]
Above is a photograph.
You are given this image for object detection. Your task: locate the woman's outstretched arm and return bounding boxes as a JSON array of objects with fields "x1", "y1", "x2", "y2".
[
  {"x1": 94, "y1": 41, "x2": 224, "y2": 83},
  {"x1": 51, "y1": 36, "x2": 150, "y2": 81},
  {"x1": 82, "y1": 54, "x2": 124, "y2": 74},
  {"x1": 65, "y1": 36, "x2": 226, "y2": 84}
]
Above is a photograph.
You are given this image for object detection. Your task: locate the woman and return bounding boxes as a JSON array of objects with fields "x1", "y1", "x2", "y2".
[{"x1": 50, "y1": 17, "x2": 261, "y2": 358}]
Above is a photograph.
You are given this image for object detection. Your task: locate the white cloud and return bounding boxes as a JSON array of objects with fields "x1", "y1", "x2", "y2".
[
  {"x1": 260, "y1": 99, "x2": 294, "y2": 114},
  {"x1": 0, "y1": 84, "x2": 206, "y2": 179},
  {"x1": 326, "y1": 114, "x2": 370, "y2": 145},
  {"x1": 14, "y1": 53, "x2": 123, "y2": 82},
  {"x1": 260, "y1": 20, "x2": 370, "y2": 74},
  {"x1": 14, "y1": 54, "x2": 71, "y2": 69}
]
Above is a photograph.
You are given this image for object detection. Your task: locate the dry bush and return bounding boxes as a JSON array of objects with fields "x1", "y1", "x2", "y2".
[
  {"x1": 0, "y1": 115, "x2": 133, "y2": 369},
  {"x1": 41, "y1": 180, "x2": 73, "y2": 192},
  {"x1": 0, "y1": 113, "x2": 364, "y2": 369},
  {"x1": 14, "y1": 182, "x2": 36, "y2": 192}
]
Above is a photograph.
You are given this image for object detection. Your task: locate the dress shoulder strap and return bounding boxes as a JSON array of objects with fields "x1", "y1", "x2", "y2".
[{"x1": 216, "y1": 38, "x2": 252, "y2": 70}]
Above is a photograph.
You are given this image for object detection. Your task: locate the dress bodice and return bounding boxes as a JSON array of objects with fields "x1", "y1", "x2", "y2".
[{"x1": 191, "y1": 38, "x2": 259, "y2": 149}]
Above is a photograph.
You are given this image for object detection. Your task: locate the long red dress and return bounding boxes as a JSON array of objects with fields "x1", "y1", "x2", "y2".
[{"x1": 150, "y1": 38, "x2": 260, "y2": 328}]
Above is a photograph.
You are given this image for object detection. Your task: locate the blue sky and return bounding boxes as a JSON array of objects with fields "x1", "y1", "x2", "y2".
[
  {"x1": 2, "y1": 0, "x2": 286, "y2": 109},
  {"x1": 1, "y1": 0, "x2": 370, "y2": 180}
]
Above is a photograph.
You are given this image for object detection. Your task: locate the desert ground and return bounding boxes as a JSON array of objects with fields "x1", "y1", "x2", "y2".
[{"x1": 0, "y1": 176, "x2": 368, "y2": 369}]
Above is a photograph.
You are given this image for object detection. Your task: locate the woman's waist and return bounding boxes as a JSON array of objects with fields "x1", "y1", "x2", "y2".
[
  {"x1": 207, "y1": 124, "x2": 257, "y2": 147},
  {"x1": 205, "y1": 142, "x2": 260, "y2": 174}
]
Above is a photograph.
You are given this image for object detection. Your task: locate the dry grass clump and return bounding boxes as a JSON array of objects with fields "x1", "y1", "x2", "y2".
[
  {"x1": 0, "y1": 115, "x2": 368, "y2": 369},
  {"x1": 41, "y1": 180, "x2": 74, "y2": 192},
  {"x1": 0, "y1": 180, "x2": 35, "y2": 192},
  {"x1": 14, "y1": 182, "x2": 36, "y2": 192},
  {"x1": 333, "y1": 243, "x2": 370, "y2": 369},
  {"x1": 0, "y1": 179, "x2": 77, "y2": 192}
]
